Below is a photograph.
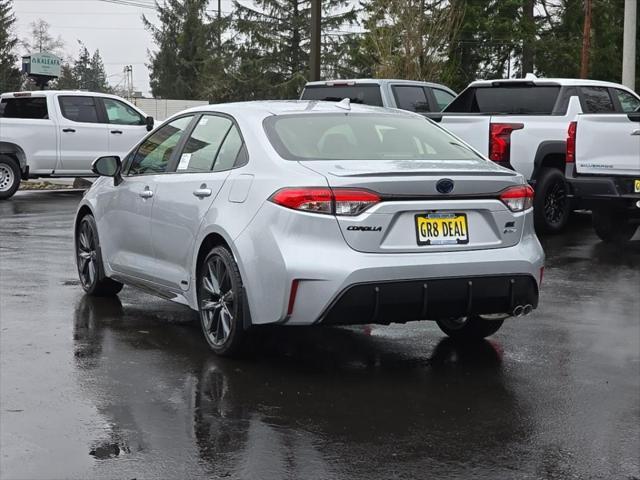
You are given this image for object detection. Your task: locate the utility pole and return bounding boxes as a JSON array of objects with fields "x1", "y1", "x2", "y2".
[
  {"x1": 622, "y1": 0, "x2": 637, "y2": 89},
  {"x1": 580, "y1": 0, "x2": 592, "y2": 78},
  {"x1": 310, "y1": 0, "x2": 321, "y2": 81},
  {"x1": 123, "y1": 65, "x2": 133, "y2": 100}
]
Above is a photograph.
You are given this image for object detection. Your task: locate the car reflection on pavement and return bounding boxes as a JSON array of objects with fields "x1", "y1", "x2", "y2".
[{"x1": 73, "y1": 295, "x2": 525, "y2": 480}]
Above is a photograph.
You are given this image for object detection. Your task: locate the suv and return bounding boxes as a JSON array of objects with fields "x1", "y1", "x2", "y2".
[
  {"x1": 301, "y1": 79, "x2": 457, "y2": 112},
  {"x1": 0, "y1": 90, "x2": 154, "y2": 200},
  {"x1": 436, "y1": 76, "x2": 640, "y2": 232}
]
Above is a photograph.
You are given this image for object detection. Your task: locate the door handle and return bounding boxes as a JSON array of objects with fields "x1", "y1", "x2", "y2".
[
  {"x1": 111, "y1": 130, "x2": 123, "y2": 135},
  {"x1": 139, "y1": 188, "x2": 154, "y2": 199},
  {"x1": 631, "y1": 129, "x2": 640, "y2": 136},
  {"x1": 62, "y1": 128, "x2": 76, "y2": 133},
  {"x1": 193, "y1": 188, "x2": 212, "y2": 198}
]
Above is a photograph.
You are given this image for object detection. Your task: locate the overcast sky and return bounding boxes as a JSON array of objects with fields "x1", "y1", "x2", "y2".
[{"x1": 12, "y1": 0, "x2": 236, "y2": 95}]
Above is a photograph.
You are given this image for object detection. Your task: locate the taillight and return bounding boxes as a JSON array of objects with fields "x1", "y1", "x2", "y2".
[
  {"x1": 566, "y1": 121, "x2": 577, "y2": 163},
  {"x1": 489, "y1": 123, "x2": 524, "y2": 163},
  {"x1": 269, "y1": 187, "x2": 380, "y2": 216},
  {"x1": 499, "y1": 185, "x2": 534, "y2": 212}
]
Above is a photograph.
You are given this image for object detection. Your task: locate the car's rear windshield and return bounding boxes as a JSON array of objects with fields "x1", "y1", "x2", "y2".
[
  {"x1": 445, "y1": 85, "x2": 561, "y2": 114},
  {"x1": 0, "y1": 97, "x2": 49, "y2": 119},
  {"x1": 301, "y1": 85, "x2": 383, "y2": 107},
  {"x1": 264, "y1": 113, "x2": 481, "y2": 161}
]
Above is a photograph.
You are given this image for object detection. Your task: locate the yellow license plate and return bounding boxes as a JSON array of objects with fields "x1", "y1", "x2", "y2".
[
  {"x1": 635, "y1": 179, "x2": 640, "y2": 193},
  {"x1": 415, "y1": 213, "x2": 469, "y2": 246}
]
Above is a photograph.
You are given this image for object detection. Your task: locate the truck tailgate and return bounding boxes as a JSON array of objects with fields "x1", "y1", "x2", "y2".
[
  {"x1": 436, "y1": 115, "x2": 491, "y2": 156},
  {"x1": 575, "y1": 114, "x2": 640, "y2": 176}
]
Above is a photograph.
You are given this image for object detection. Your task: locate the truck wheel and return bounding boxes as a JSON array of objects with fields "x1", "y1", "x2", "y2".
[
  {"x1": 436, "y1": 315, "x2": 504, "y2": 341},
  {"x1": 592, "y1": 207, "x2": 637, "y2": 244},
  {"x1": 534, "y1": 168, "x2": 571, "y2": 233},
  {"x1": 0, "y1": 155, "x2": 21, "y2": 200}
]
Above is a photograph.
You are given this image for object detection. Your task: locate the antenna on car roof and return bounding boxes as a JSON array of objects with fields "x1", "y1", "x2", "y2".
[{"x1": 335, "y1": 98, "x2": 351, "y2": 111}]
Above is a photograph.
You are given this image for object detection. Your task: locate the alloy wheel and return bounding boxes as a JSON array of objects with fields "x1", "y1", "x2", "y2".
[
  {"x1": 77, "y1": 219, "x2": 98, "y2": 288},
  {"x1": 544, "y1": 179, "x2": 567, "y2": 226},
  {"x1": 0, "y1": 164, "x2": 14, "y2": 192},
  {"x1": 200, "y1": 255, "x2": 235, "y2": 347}
]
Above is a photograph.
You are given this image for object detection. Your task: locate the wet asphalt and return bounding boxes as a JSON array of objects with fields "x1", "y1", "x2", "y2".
[{"x1": 0, "y1": 191, "x2": 638, "y2": 480}]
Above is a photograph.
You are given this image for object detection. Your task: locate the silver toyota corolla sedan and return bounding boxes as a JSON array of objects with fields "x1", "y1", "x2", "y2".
[{"x1": 74, "y1": 100, "x2": 544, "y2": 355}]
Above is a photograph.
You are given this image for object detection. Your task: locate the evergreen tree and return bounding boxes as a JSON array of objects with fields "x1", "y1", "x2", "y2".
[
  {"x1": 0, "y1": 0, "x2": 21, "y2": 93},
  {"x1": 232, "y1": 0, "x2": 357, "y2": 99},
  {"x1": 144, "y1": 0, "x2": 211, "y2": 99},
  {"x1": 357, "y1": 0, "x2": 462, "y2": 83},
  {"x1": 55, "y1": 63, "x2": 78, "y2": 89},
  {"x1": 53, "y1": 43, "x2": 110, "y2": 93},
  {"x1": 536, "y1": 0, "x2": 640, "y2": 87}
]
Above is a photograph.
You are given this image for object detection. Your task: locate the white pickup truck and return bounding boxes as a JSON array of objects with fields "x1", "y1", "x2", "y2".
[
  {"x1": 565, "y1": 109, "x2": 640, "y2": 243},
  {"x1": 433, "y1": 77, "x2": 640, "y2": 233},
  {"x1": 0, "y1": 90, "x2": 154, "y2": 199}
]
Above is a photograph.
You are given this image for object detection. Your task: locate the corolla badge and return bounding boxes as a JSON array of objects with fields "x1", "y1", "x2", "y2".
[{"x1": 436, "y1": 178, "x2": 455, "y2": 194}]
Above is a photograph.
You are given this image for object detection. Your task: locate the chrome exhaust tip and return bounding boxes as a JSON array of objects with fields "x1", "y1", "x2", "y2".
[
  {"x1": 523, "y1": 304, "x2": 533, "y2": 316},
  {"x1": 513, "y1": 305, "x2": 524, "y2": 317}
]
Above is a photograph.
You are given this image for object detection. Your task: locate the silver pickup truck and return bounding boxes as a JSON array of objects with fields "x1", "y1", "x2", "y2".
[{"x1": 301, "y1": 79, "x2": 457, "y2": 113}]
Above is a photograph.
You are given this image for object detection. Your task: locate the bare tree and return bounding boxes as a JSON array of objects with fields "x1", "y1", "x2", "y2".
[
  {"x1": 22, "y1": 19, "x2": 64, "y2": 55},
  {"x1": 363, "y1": 0, "x2": 462, "y2": 81}
]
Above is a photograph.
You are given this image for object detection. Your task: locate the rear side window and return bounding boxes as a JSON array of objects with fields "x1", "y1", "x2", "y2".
[
  {"x1": 0, "y1": 97, "x2": 49, "y2": 119},
  {"x1": 177, "y1": 115, "x2": 233, "y2": 172},
  {"x1": 580, "y1": 86, "x2": 615, "y2": 113},
  {"x1": 214, "y1": 126, "x2": 244, "y2": 172},
  {"x1": 613, "y1": 89, "x2": 640, "y2": 113},
  {"x1": 432, "y1": 88, "x2": 455, "y2": 110},
  {"x1": 59, "y1": 96, "x2": 100, "y2": 123},
  {"x1": 392, "y1": 86, "x2": 430, "y2": 112},
  {"x1": 264, "y1": 113, "x2": 481, "y2": 161},
  {"x1": 301, "y1": 85, "x2": 383, "y2": 107},
  {"x1": 445, "y1": 86, "x2": 561, "y2": 114}
]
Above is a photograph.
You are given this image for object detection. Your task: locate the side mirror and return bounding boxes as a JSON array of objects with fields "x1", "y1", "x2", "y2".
[
  {"x1": 145, "y1": 116, "x2": 154, "y2": 131},
  {"x1": 92, "y1": 156, "x2": 122, "y2": 185}
]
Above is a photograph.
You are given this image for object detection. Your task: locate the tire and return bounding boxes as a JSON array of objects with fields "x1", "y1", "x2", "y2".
[
  {"x1": 197, "y1": 246, "x2": 247, "y2": 356},
  {"x1": 0, "y1": 155, "x2": 21, "y2": 200},
  {"x1": 592, "y1": 207, "x2": 637, "y2": 244},
  {"x1": 436, "y1": 315, "x2": 504, "y2": 341},
  {"x1": 533, "y1": 168, "x2": 571, "y2": 233},
  {"x1": 75, "y1": 214, "x2": 123, "y2": 296}
]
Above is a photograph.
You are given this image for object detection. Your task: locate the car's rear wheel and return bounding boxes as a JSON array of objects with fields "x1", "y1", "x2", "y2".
[
  {"x1": 534, "y1": 168, "x2": 571, "y2": 233},
  {"x1": 436, "y1": 315, "x2": 504, "y2": 341},
  {"x1": 198, "y1": 246, "x2": 247, "y2": 356},
  {"x1": 592, "y1": 207, "x2": 637, "y2": 243},
  {"x1": 76, "y1": 214, "x2": 123, "y2": 296},
  {"x1": 0, "y1": 155, "x2": 21, "y2": 200}
]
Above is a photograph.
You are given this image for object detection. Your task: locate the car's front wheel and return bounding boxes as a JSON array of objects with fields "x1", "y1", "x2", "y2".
[
  {"x1": 75, "y1": 214, "x2": 123, "y2": 296},
  {"x1": 436, "y1": 315, "x2": 504, "y2": 341},
  {"x1": 198, "y1": 246, "x2": 247, "y2": 356}
]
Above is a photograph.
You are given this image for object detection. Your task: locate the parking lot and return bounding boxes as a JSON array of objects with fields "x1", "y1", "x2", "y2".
[{"x1": 0, "y1": 190, "x2": 639, "y2": 479}]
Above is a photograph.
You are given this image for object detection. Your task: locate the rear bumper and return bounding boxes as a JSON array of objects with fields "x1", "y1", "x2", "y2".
[
  {"x1": 234, "y1": 202, "x2": 544, "y2": 327},
  {"x1": 320, "y1": 274, "x2": 538, "y2": 325},
  {"x1": 565, "y1": 165, "x2": 640, "y2": 213}
]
